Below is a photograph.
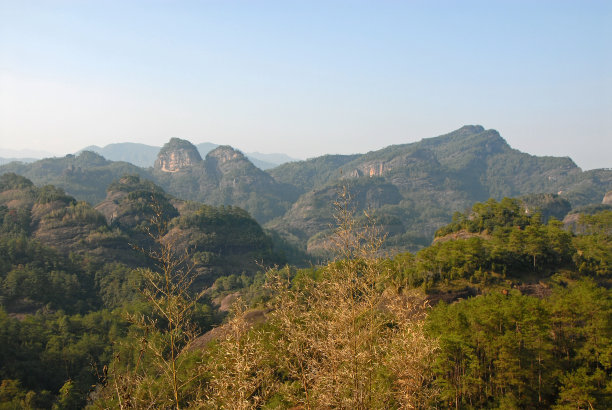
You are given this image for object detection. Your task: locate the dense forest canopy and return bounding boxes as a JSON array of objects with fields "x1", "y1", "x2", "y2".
[{"x1": 0, "y1": 171, "x2": 610, "y2": 408}]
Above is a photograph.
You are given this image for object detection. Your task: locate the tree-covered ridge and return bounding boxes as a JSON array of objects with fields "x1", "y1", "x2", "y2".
[
  {"x1": 2, "y1": 126, "x2": 609, "y2": 255},
  {"x1": 0, "y1": 174, "x2": 281, "y2": 315},
  {"x1": 169, "y1": 203, "x2": 280, "y2": 285},
  {"x1": 392, "y1": 198, "x2": 611, "y2": 295},
  {"x1": 95, "y1": 175, "x2": 179, "y2": 236},
  {"x1": 436, "y1": 197, "x2": 534, "y2": 236},
  {"x1": 0, "y1": 173, "x2": 34, "y2": 191},
  {"x1": 265, "y1": 126, "x2": 611, "y2": 253},
  {"x1": 267, "y1": 153, "x2": 361, "y2": 193},
  {"x1": 0, "y1": 151, "x2": 149, "y2": 205},
  {"x1": 0, "y1": 183, "x2": 611, "y2": 407},
  {"x1": 98, "y1": 195, "x2": 611, "y2": 408},
  {"x1": 0, "y1": 173, "x2": 288, "y2": 407},
  {"x1": 267, "y1": 176, "x2": 407, "y2": 257}
]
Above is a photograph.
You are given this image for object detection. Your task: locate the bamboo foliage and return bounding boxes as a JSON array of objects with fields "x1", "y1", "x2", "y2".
[
  {"x1": 200, "y1": 300, "x2": 279, "y2": 409},
  {"x1": 202, "y1": 186, "x2": 438, "y2": 408},
  {"x1": 101, "y1": 201, "x2": 204, "y2": 409}
]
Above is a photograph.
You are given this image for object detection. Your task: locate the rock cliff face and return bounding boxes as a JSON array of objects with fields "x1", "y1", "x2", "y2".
[
  {"x1": 603, "y1": 191, "x2": 612, "y2": 205},
  {"x1": 207, "y1": 145, "x2": 247, "y2": 170},
  {"x1": 154, "y1": 138, "x2": 203, "y2": 172},
  {"x1": 151, "y1": 143, "x2": 298, "y2": 223}
]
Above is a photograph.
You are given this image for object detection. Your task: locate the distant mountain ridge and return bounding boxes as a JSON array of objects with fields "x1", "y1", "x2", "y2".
[
  {"x1": 267, "y1": 125, "x2": 611, "y2": 253},
  {"x1": 1, "y1": 125, "x2": 610, "y2": 254},
  {"x1": 80, "y1": 141, "x2": 297, "y2": 170},
  {"x1": 80, "y1": 142, "x2": 160, "y2": 168},
  {"x1": 0, "y1": 148, "x2": 54, "y2": 158},
  {"x1": 0, "y1": 157, "x2": 39, "y2": 165}
]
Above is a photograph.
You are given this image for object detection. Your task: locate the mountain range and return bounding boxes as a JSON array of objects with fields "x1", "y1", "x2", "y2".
[
  {"x1": 1, "y1": 125, "x2": 610, "y2": 255},
  {"x1": 79, "y1": 142, "x2": 297, "y2": 170}
]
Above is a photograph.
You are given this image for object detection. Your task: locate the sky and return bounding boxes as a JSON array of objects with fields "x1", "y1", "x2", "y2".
[{"x1": 0, "y1": 0, "x2": 610, "y2": 169}]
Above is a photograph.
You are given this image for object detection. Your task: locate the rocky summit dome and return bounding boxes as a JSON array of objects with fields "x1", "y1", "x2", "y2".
[{"x1": 154, "y1": 138, "x2": 203, "y2": 172}]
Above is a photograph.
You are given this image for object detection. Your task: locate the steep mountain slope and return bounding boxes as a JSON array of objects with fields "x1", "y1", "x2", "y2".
[
  {"x1": 0, "y1": 173, "x2": 281, "y2": 302},
  {"x1": 0, "y1": 173, "x2": 138, "y2": 267},
  {"x1": 94, "y1": 174, "x2": 280, "y2": 284},
  {"x1": 152, "y1": 140, "x2": 299, "y2": 223},
  {"x1": 266, "y1": 126, "x2": 611, "y2": 252},
  {"x1": 268, "y1": 154, "x2": 360, "y2": 194}
]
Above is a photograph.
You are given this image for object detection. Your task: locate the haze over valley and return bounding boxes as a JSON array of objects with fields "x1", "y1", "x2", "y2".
[{"x1": 0, "y1": 1, "x2": 610, "y2": 408}]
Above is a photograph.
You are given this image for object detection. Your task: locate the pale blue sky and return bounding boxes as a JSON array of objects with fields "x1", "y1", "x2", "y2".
[{"x1": 1, "y1": 1, "x2": 610, "y2": 169}]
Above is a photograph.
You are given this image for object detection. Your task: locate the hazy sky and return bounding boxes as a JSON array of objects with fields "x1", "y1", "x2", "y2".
[{"x1": 1, "y1": 1, "x2": 610, "y2": 169}]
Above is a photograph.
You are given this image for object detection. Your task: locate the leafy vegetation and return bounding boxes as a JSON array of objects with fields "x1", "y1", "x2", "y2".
[
  {"x1": 428, "y1": 281, "x2": 611, "y2": 408},
  {"x1": 0, "y1": 174, "x2": 287, "y2": 407},
  {"x1": 0, "y1": 170, "x2": 610, "y2": 408}
]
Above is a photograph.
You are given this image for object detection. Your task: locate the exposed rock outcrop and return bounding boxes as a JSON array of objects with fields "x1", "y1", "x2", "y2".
[
  {"x1": 154, "y1": 138, "x2": 203, "y2": 172},
  {"x1": 206, "y1": 145, "x2": 248, "y2": 169},
  {"x1": 603, "y1": 191, "x2": 612, "y2": 205}
]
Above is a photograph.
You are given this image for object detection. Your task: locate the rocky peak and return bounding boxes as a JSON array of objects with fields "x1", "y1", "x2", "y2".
[
  {"x1": 206, "y1": 146, "x2": 253, "y2": 173},
  {"x1": 207, "y1": 145, "x2": 246, "y2": 163},
  {"x1": 154, "y1": 138, "x2": 203, "y2": 172}
]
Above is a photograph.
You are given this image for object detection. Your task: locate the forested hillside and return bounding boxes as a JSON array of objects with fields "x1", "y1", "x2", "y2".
[
  {"x1": 268, "y1": 125, "x2": 612, "y2": 253},
  {"x1": 1, "y1": 171, "x2": 609, "y2": 407},
  {"x1": 2, "y1": 126, "x2": 609, "y2": 257},
  {"x1": 0, "y1": 151, "x2": 150, "y2": 205},
  {"x1": 181, "y1": 197, "x2": 612, "y2": 408}
]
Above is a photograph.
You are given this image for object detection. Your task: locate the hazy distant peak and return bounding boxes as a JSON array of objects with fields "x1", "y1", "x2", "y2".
[
  {"x1": 247, "y1": 152, "x2": 299, "y2": 164},
  {"x1": 0, "y1": 148, "x2": 55, "y2": 159},
  {"x1": 78, "y1": 142, "x2": 161, "y2": 167},
  {"x1": 81, "y1": 145, "x2": 102, "y2": 151}
]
